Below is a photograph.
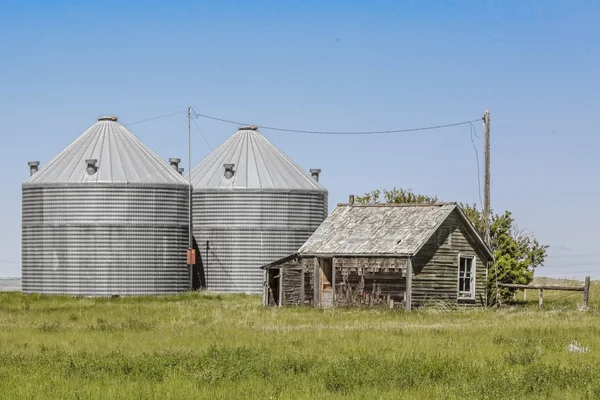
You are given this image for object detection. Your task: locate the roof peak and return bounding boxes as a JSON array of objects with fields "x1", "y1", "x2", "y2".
[
  {"x1": 337, "y1": 202, "x2": 457, "y2": 208},
  {"x1": 97, "y1": 116, "x2": 118, "y2": 121}
]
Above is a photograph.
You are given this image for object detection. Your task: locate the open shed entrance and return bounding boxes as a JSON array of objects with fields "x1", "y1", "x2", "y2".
[
  {"x1": 319, "y1": 258, "x2": 334, "y2": 308},
  {"x1": 267, "y1": 268, "x2": 281, "y2": 306}
]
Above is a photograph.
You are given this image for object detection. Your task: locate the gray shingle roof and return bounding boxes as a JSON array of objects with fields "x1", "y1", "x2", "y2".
[
  {"x1": 189, "y1": 126, "x2": 326, "y2": 191},
  {"x1": 299, "y1": 203, "x2": 490, "y2": 257},
  {"x1": 24, "y1": 117, "x2": 189, "y2": 186}
]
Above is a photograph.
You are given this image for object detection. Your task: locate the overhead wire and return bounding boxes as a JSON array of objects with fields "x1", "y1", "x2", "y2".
[
  {"x1": 122, "y1": 110, "x2": 187, "y2": 126},
  {"x1": 190, "y1": 109, "x2": 213, "y2": 151},
  {"x1": 192, "y1": 111, "x2": 480, "y2": 135},
  {"x1": 469, "y1": 121, "x2": 484, "y2": 210}
]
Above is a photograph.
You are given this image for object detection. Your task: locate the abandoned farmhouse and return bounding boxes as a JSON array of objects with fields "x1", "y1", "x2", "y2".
[{"x1": 262, "y1": 199, "x2": 493, "y2": 309}]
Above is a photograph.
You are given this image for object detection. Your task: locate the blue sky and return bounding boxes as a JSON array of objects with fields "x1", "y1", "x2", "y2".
[{"x1": 1, "y1": 0, "x2": 598, "y2": 279}]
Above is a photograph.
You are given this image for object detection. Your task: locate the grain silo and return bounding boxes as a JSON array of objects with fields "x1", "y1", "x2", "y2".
[
  {"x1": 189, "y1": 126, "x2": 328, "y2": 293},
  {"x1": 22, "y1": 116, "x2": 191, "y2": 296}
]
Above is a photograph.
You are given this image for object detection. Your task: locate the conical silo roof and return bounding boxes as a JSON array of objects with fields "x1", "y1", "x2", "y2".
[
  {"x1": 24, "y1": 116, "x2": 188, "y2": 185},
  {"x1": 189, "y1": 126, "x2": 325, "y2": 191}
]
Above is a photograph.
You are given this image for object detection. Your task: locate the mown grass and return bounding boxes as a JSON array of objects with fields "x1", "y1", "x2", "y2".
[{"x1": 0, "y1": 281, "x2": 599, "y2": 399}]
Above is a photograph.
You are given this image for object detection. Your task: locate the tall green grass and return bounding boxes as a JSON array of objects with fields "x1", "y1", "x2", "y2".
[{"x1": 0, "y1": 281, "x2": 599, "y2": 399}]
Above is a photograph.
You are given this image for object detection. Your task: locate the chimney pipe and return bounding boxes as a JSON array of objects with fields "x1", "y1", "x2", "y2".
[
  {"x1": 349, "y1": 195, "x2": 355, "y2": 206},
  {"x1": 28, "y1": 161, "x2": 40, "y2": 176},
  {"x1": 85, "y1": 159, "x2": 98, "y2": 176},
  {"x1": 169, "y1": 158, "x2": 181, "y2": 171},
  {"x1": 223, "y1": 163, "x2": 235, "y2": 179},
  {"x1": 177, "y1": 167, "x2": 184, "y2": 175},
  {"x1": 310, "y1": 169, "x2": 321, "y2": 182}
]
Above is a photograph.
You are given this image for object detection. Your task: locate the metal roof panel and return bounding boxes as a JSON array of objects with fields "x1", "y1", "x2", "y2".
[
  {"x1": 189, "y1": 126, "x2": 326, "y2": 191},
  {"x1": 24, "y1": 118, "x2": 189, "y2": 186}
]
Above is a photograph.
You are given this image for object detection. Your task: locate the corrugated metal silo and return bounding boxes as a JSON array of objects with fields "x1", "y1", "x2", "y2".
[
  {"x1": 22, "y1": 116, "x2": 191, "y2": 296},
  {"x1": 189, "y1": 126, "x2": 328, "y2": 293}
]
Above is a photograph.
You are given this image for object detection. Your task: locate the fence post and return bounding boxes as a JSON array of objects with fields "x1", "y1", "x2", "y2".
[
  {"x1": 538, "y1": 288, "x2": 543, "y2": 309},
  {"x1": 583, "y1": 276, "x2": 591, "y2": 311},
  {"x1": 524, "y1": 288, "x2": 527, "y2": 301}
]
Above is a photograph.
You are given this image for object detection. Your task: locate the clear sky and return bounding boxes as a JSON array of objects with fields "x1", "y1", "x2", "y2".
[{"x1": 1, "y1": 0, "x2": 598, "y2": 279}]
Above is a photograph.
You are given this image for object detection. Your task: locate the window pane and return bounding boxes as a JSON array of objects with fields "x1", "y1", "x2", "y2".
[{"x1": 458, "y1": 257, "x2": 474, "y2": 296}]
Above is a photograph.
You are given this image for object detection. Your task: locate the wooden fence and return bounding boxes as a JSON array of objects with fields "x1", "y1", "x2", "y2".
[{"x1": 499, "y1": 276, "x2": 591, "y2": 310}]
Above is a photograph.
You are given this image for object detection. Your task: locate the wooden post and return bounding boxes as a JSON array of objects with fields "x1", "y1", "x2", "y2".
[
  {"x1": 300, "y1": 268, "x2": 305, "y2": 305},
  {"x1": 538, "y1": 288, "x2": 543, "y2": 309},
  {"x1": 331, "y1": 259, "x2": 336, "y2": 307},
  {"x1": 523, "y1": 288, "x2": 527, "y2": 301},
  {"x1": 405, "y1": 258, "x2": 413, "y2": 311},
  {"x1": 278, "y1": 268, "x2": 283, "y2": 307},
  {"x1": 483, "y1": 110, "x2": 491, "y2": 246},
  {"x1": 262, "y1": 269, "x2": 268, "y2": 307},
  {"x1": 483, "y1": 110, "x2": 498, "y2": 306},
  {"x1": 583, "y1": 276, "x2": 591, "y2": 310}
]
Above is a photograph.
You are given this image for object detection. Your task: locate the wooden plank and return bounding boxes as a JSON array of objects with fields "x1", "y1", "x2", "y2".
[
  {"x1": 499, "y1": 283, "x2": 584, "y2": 291},
  {"x1": 300, "y1": 269, "x2": 305, "y2": 305},
  {"x1": 405, "y1": 258, "x2": 412, "y2": 311},
  {"x1": 278, "y1": 268, "x2": 283, "y2": 307},
  {"x1": 314, "y1": 258, "x2": 320, "y2": 307},
  {"x1": 262, "y1": 269, "x2": 268, "y2": 307},
  {"x1": 332, "y1": 258, "x2": 336, "y2": 307}
]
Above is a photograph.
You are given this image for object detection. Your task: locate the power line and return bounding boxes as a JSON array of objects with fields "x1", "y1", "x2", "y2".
[
  {"x1": 190, "y1": 108, "x2": 213, "y2": 151},
  {"x1": 192, "y1": 111, "x2": 480, "y2": 135},
  {"x1": 469, "y1": 121, "x2": 483, "y2": 210},
  {"x1": 123, "y1": 110, "x2": 187, "y2": 126}
]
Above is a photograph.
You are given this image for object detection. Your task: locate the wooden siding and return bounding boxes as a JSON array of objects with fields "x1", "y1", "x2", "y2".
[
  {"x1": 281, "y1": 266, "x2": 304, "y2": 306},
  {"x1": 303, "y1": 262, "x2": 314, "y2": 306},
  {"x1": 412, "y1": 211, "x2": 488, "y2": 306},
  {"x1": 335, "y1": 268, "x2": 406, "y2": 307}
]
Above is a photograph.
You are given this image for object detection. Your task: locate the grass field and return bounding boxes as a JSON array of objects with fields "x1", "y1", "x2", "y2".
[{"x1": 1, "y1": 280, "x2": 599, "y2": 399}]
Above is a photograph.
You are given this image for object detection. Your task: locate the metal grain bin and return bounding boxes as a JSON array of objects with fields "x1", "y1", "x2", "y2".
[
  {"x1": 22, "y1": 116, "x2": 191, "y2": 296},
  {"x1": 189, "y1": 126, "x2": 328, "y2": 293}
]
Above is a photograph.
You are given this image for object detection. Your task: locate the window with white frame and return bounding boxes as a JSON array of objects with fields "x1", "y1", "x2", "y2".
[{"x1": 458, "y1": 256, "x2": 476, "y2": 299}]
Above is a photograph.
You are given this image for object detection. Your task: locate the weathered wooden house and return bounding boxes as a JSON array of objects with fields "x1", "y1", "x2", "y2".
[{"x1": 262, "y1": 200, "x2": 493, "y2": 309}]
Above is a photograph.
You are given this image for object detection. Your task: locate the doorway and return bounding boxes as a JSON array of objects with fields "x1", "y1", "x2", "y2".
[
  {"x1": 267, "y1": 268, "x2": 281, "y2": 306},
  {"x1": 320, "y1": 258, "x2": 334, "y2": 307}
]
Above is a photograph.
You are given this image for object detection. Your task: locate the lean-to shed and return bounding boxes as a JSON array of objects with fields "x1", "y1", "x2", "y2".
[
  {"x1": 262, "y1": 200, "x2": 493, "y2": 309},
  {"x1": 189, "y1": 126, "x2": 327, "y2": 294},
  {"x1": 22, "y1": 116, "x2": 191, "y2": 296}
]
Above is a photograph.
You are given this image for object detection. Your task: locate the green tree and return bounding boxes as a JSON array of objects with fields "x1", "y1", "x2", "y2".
[{"x1": 356, "y1": 187, "x2": 548, "y2": 304}]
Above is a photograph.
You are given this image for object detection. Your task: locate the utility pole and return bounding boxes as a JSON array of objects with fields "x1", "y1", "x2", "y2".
[
  {"x1": 483, "y1": 110, "x2": 491, "y2": 247},
  {"x1": 483, "y1": 109, "x2": 497, "y2": 305},
  {"x1": 187, "y1": 106, "x2": 194, "y2": 291}
]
